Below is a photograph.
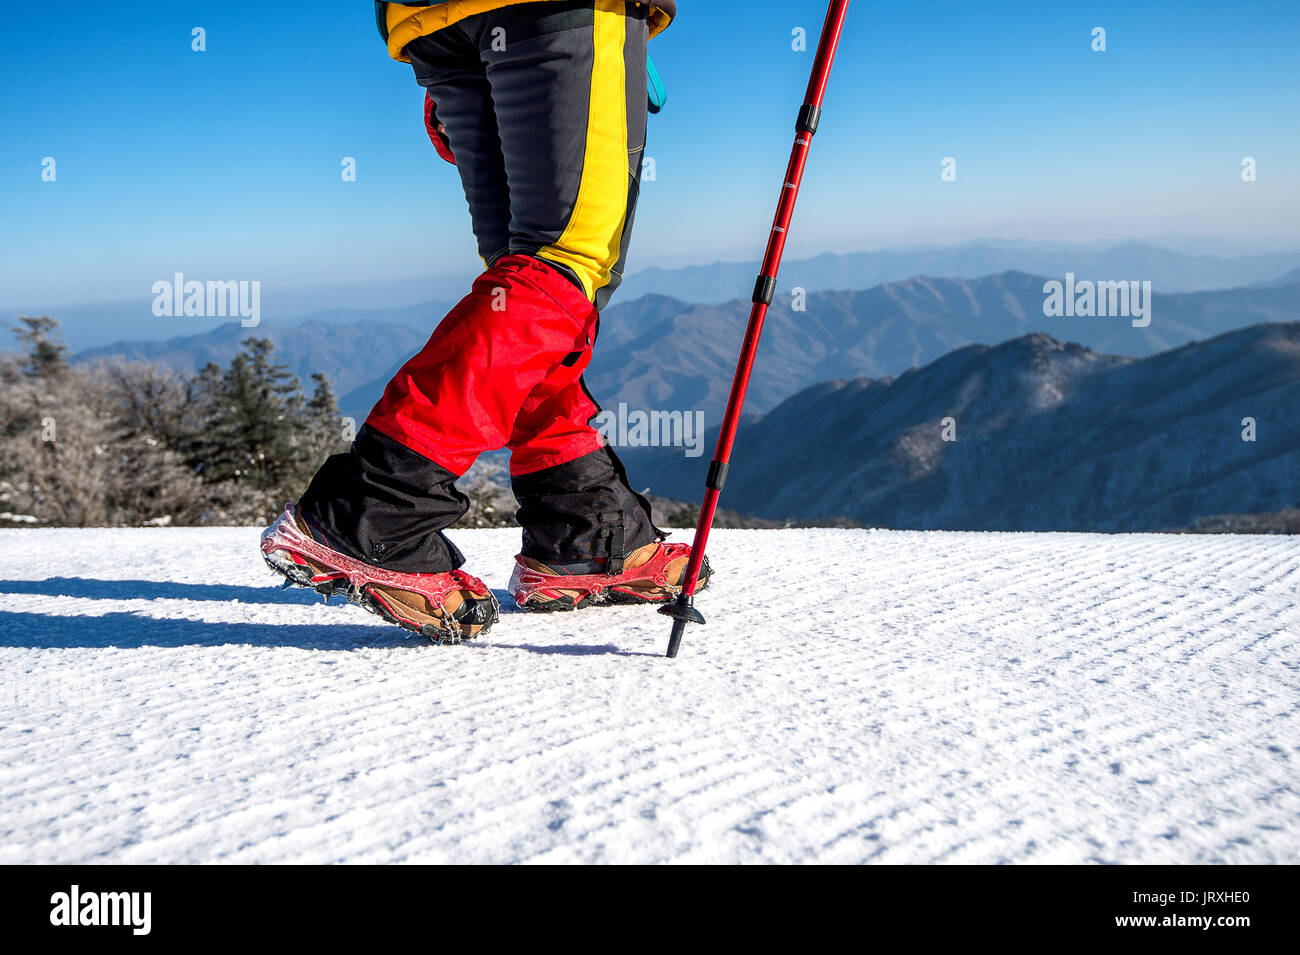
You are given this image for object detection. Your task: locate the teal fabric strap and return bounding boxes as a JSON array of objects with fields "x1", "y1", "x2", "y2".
[{"x1": 647, "y1": 55, "x2": 667, "y2": 114}]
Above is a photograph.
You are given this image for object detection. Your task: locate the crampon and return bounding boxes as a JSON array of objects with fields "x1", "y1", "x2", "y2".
[
  {"x1": 508, "y1": 541, "x2": 711, "y2": 611},
  {"x1": 260, "y1": 503, "x2": 498, "y2": 644}
]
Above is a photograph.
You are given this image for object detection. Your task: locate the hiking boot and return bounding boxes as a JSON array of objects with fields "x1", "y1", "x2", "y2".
[
  {"x1": 508, "y1": 540, "x2": 711, "y2": 611},
  {"x1": 260, "y1": 503, "x2": 498, "y2": 644}
]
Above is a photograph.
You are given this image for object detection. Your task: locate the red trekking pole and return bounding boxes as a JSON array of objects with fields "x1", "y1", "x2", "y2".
[{"x1": 660, "y1": 0, "x2": 850, "y2": 658}]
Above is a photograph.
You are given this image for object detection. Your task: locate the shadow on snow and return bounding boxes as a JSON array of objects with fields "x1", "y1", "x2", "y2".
[
  {"x1": 0, "y1": 576, "x2": 324, "y2": 606},
  {"x1": 0, "y1": 580, "x2": 662, "y2": 656}
]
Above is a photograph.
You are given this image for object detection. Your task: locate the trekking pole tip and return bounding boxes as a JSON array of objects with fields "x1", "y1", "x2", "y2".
[
  {"x1": 666, "y1": 618, "x2": 687, "y2": 658},
  {"x1": 659, "y1": 593, "x2": 706, "y2": 658}
]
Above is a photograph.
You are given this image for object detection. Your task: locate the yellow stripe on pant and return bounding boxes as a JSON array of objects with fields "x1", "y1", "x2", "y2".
[{"x1": 536, "y1": 0, "x2": 630, "y2": 304}]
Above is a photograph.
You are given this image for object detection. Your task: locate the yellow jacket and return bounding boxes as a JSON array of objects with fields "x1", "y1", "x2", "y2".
[{"x1": 378, "y1": 1, "x2": 676, "y2": 62}]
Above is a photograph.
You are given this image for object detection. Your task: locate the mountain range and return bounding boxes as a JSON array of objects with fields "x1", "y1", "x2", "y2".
[
  {"x1": 619, "y1": 322, "x2": 1300, "y2": 532},
  {"x1": 614, "y1": 240, "x2": 1300, "y2": 304},
  {"x1": 21, "y1": 239, "x2": 1300, "y2": 351},
  {"x1": 62, "y1": 270, "x2": 1300, "y2": 532},
  {"x1": 76, "y1": 320, "x2": 430, "y2": 399},
  {"x1": 75, "y1": 271, "x2": 1300, "y2": 423},
  {"x1": 576, "y1": 273, "x2": 1300, "y2": 419}
]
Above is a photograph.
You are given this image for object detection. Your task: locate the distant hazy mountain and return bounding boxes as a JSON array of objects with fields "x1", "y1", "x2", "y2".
[
  {"x1": 621, "y1": 323, "x2": 1300, "y2": 532},
  {"x1": 75, "y1": 320, "x2": 430, "y2": 398},
  {"x1": 588, "y1": 274, "x2": 1300, "y2": 414},
  {"x1": 1254, "y1": 266, "x2": 1300, "y2": 289},
  {"x1": 329, "y1": 273, "x2": 1300, "y2": 420},
  {"x1": 21, "y1": 239, "x2": 1299, "y2": 350},
  {"x1": 11, "y1": 296, "x2": 452, "y2": 354},
  {"x1": 269, "y1": 300, "x2": 452, "y2": 332},
  {"x1": 79, "y1": 271, "x2": 1300, "y2": 422},
  {"x1": 616, "y1": 241, "x2": 1300, "y2": 304}
]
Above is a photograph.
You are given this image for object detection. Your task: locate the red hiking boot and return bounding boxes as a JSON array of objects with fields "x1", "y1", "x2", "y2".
[
  {"x1": 260, "y1": 503, "x2": 498, "y2": 644},
  {"x1": 508, "y1": 541, "x2": 711, "y2": 611}
]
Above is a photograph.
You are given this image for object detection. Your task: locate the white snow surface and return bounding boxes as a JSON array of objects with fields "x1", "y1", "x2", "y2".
[{"x1": 1, "y1": 526, "x2": 1297, "y2": 865}]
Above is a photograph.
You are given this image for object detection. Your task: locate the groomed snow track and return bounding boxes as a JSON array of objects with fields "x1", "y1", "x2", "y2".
[{"x1": 1, "y1": 527, "x2": 1296, "y2": 864}]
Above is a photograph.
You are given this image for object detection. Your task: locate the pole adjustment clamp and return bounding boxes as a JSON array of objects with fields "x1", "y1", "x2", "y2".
[{"x1": 796, "y1": 103, "x2": 822, "y2": 134}]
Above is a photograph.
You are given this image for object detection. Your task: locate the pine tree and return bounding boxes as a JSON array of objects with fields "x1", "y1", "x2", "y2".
[
  {"x1": 209, "y1": 338, "x2": 306, "y2": 490},
  {"x1": 12, "y1": 316, "x2": 69, "y2": 380},
  {"x1": 305, "y1": 372, "x2": 345, "y2": 464}
]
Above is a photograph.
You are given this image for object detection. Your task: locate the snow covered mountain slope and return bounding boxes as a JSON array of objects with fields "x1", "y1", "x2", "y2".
[
  {"x1": 1, "y1": 527, "x2": 1296, "y2": 864},
  {"x1": 628, "y1": 323, "x2": 1300, "y2": 532}
]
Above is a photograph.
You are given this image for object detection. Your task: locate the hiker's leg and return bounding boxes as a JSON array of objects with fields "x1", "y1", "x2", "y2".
[
  {"x1": 506, "y1": 326, "x2": 658, "y2": 571},
  {"x1": 297, "y1": 20, "x2": 515, "y2": 573},
  {"x1": 478, "y1": 0, "x2": 659, "y2": 567}
]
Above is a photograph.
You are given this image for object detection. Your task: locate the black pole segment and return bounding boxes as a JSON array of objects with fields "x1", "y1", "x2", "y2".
[
  {"x1": 796, "y1": 104, "x2": 822, "y2": 134},
  {"x1": 705, "y1": 460, "x2": 729, "y2": 491},
  {"x1": 665, "y1": 618, "x2": 687, "y2": 658},
  {"x1": 660, "y1": 594, "x2": 706, "y2": 658}
]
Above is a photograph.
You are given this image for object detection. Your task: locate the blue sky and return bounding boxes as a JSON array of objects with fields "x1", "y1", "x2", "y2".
[{"x1": 2, "y1": 0, "x2": 1297, "y2": 310}]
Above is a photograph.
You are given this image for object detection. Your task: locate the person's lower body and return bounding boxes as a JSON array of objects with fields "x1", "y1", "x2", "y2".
[{"x1": 267, "y1": 1, "x2": 706, "y2": 633}]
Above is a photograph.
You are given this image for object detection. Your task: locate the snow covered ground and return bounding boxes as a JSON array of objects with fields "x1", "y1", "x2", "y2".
[{"x1": 1, "y1": 526, "x2": 1297, "y2": 864}]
